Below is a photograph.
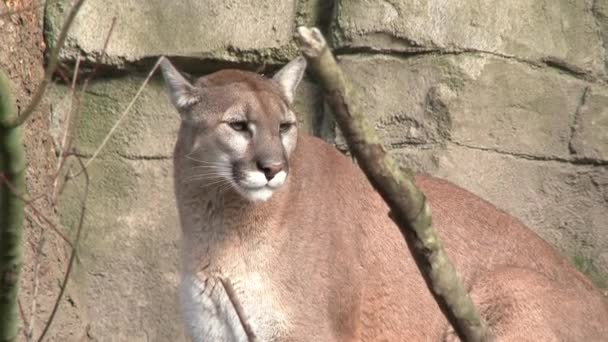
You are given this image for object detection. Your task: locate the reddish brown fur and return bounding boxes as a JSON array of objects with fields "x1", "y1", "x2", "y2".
[{"x1": 171, "y1": 63, "x2": 608, "y2": 341}]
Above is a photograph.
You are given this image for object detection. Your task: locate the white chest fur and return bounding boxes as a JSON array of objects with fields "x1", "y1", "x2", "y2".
[{"x1": 180, "y1": 268, "x2": 290, "y2": 342}]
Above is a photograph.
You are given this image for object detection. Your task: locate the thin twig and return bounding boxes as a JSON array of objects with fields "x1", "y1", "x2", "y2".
[
  {"x1": 83, "y1": 57, "x2": 163, "y2": 168},
  {"x1": 86, "y1": 16, "x2": 117, "y2": 77},
  {"x1": 27, "y1": 233, "x2": 46, "y2": 341},
  {"x1": 52, "y1": 54, "x2": 81, "y2": 201},
  {"x1": 4, "y1": 0, "x2": 87, "y2": 128},
  {"x1": 218, "y1": 277, "x2": 257, "y2": 342},
  {"x1": 0, "y1": 173, "x2": 73, "y2": 248},
  {"x1": 36, "y1": 154, "x2": 89, "y2": 342},
  {"x1": 52, "y1": 17, "x2": 115, "y2": 203},
  {"x1": 18, "y1": 299, "x2": 29, "y2": 339}
]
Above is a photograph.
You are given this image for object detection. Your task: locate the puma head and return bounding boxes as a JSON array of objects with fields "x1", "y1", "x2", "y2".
[{"x1": 160, "y1": 57, "x2": 307, "y2": 202}]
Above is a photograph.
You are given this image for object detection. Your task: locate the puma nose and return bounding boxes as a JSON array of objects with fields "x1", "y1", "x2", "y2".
[{"x1": 257, "y1": 161, "x2": 284, "y2": 181}]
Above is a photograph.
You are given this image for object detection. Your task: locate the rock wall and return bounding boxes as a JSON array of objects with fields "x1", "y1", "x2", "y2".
[{"x1": 42, "y1": 0, "x2": 607, "y2": 340}]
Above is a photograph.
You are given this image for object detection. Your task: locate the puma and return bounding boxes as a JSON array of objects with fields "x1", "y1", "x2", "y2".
[{"x1": 160, "y1": 56, "x2": 608, "y2": 341}]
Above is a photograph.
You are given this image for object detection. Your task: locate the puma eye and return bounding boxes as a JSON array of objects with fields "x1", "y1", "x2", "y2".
[
  {"x1": 279, "y1": 122, "x2": 294, "y2": 133},
  {"x1": 229, "y1": 121, "x2": 248, "y2": 132}
]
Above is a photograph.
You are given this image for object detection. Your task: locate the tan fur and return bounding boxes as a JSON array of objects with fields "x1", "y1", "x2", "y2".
[{"x1": 162, "y1": 58, "x2": 608, "y2": 341}]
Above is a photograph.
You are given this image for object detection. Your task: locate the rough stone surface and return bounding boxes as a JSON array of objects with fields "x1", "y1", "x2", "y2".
[
  {"x1": 60, "y1": 157, "x2": 186, "y2": 341},
  {"x1": 337, "y1": 55, "x2": 454, "y2": 149},
  {"x1": 571, "y1": 86, "x2": 608, "y2": 162},
  {"x1": 448, "y1": 56, "x2": 586, "y2": 159},
  {"x1": 48, "y1": 77, "x2": 180, "y2": 158},
  {"x1": 332, "y1": 0, "x2": 606, "y2": 76},
  {"x1": 338, "y1": 54, "x2": 587, "y2": 159},
  {"x1": 45, "y1": 0, "x2": 300, "y2": 66}
]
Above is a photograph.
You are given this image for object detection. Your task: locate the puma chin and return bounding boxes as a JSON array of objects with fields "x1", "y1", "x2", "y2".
[{"x1": 231, "y1": 167, "x2": 288, "y2": 202}]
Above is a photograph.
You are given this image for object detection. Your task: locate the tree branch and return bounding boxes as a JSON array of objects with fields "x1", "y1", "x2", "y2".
[
  {"x1": 295, "y1": 26, "x2": 492, "y2": 342},
  {"x1": 218, "y1": 277, "x2": 258, "y2": 342},
  {"x1": 36, "y1": 154, "x2": 89, "y2": 342}
]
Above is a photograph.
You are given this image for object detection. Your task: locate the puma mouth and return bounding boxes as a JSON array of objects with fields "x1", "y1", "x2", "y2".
[{"x1": 233, "y1": 170, "x2": 287, "y2": 202}]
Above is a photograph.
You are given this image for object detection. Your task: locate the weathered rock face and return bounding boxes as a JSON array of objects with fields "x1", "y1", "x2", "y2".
[
  {"x1": 37, "y1": 0, "x2": 608, "y2": 340},
  {"x1": 332, "y1": 0, "x2": 606, "y2": 77},
  {"x1": 45, "y1": 0, "x2": 302, "y2": 66}
]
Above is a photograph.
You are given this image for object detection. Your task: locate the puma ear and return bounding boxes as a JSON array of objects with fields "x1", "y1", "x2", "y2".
[
  {"x1": 159, "y1": 57, "x2": 200, "y2": 110},
  {"x1": 272, "y1": 56, "x2": 307, "y2": 104}
]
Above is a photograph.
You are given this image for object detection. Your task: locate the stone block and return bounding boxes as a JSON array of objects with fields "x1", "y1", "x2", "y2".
[
  {"x1": 332, "y1": 0, "x2": 605, "y2": 75},
  {"x1": 59, "y1": 157, "x2": 185, "y2": 341},
  {"x1": 448, "y1": 56, "x2": 586, "y2": 159},
  {"x1": 45, "y1": 0, "x2": 300, "y2": 66},
  {"x1": 338, "y1": 55, "x2": 455, "y2": 148},
  {"x1": 339, "y1": 54, "x2": 586, "y2": 159},
  {"x1": 49, "y1": 76, "x2": 180, "y2": 158}
]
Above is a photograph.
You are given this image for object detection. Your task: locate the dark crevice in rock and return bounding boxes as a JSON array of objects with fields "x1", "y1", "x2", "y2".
[
  {"x1": 541, "y1": 57, "x2": 593, "y2": 81},
  {"x1": 69, "y1": 151, "x2": 171, "y2": 161},
  {"x1": 316, "y1": 0, "x2": 336, "y2": 37},
  {"x1": 334, "y1": 45, "x2": 446, "y2": 59},
  {"x1": 298, "y1": 0, "x2": 337, "y2": 140},
  {"x1": 51, "y1": 47, "x2": 300, "y2": 78},
  {"x1": 116, "y1": 153, "x2": 172, "y2": 161},
  {"x1": 568, "y1": 86, "x2": 590, "y2": 155},
  {"x1": 450, "y1": 141, "x2": 608, "y2": 166},
  {"x1": 388, "y1": 141, "x2": 439, "y2": 149},
  {"x1": 295, "y1": 0, "x2": 335, "y2": 33},
  {"x1": 151, "y1": 55, "x2": 278, "y2": 76},
  {"x1": 334, "y1": 46, "x2": 605, "y2": 84}
]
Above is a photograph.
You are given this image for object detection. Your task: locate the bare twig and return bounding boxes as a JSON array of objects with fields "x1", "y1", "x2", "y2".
[
  {"x1": 4, "y1": 0, "x2": 87, "y2": 128},
  {"x1": 26, "y1": 234, "x2": 46, "y2": 341},
  {"x1": 218, "y1": 278, "x2": 257, "y2": 342},
  {"x1": 52, "y1": 54, "x2": 81, "y2": 201},
  {"x1": 84, "y1": 16, "x2": 117, "y2": 78},
  {"x1": 53, "y1": 17, "x2": 116, "y2": 202},
  {"x1": 84, "y1": 57, "x2": 163, "y2": 168},
  {"x1": 36, "y1": 154, "x2": 89, "y2": 342},
  {"x1": 0, "y1": 174, "x2": 73, "y2": 248},
  {"x1": 17, "y1": 300, "x2": 28, "y2": 339},
  {"x1": 295, "y1": 26, "x2": 492, "y2": 342}
]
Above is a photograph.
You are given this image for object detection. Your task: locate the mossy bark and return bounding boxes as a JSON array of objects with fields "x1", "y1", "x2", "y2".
[
  {"x1": 296, "y1": 27, "x2": 492, "y2": 342},
  {"x1": 0, "y1": 72, "x2": 26, "y2": 342}
]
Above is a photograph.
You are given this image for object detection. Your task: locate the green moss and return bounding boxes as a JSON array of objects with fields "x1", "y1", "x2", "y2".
[
  {"x1": 572, "y1": 254, "x2": 608, "y2": 291},
  {"x1": 43, "y1": 0, "x2": 68, "y2": 52},
  {"x1": 59, "y1": 156, "x2": 136, "y2": 237}
]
